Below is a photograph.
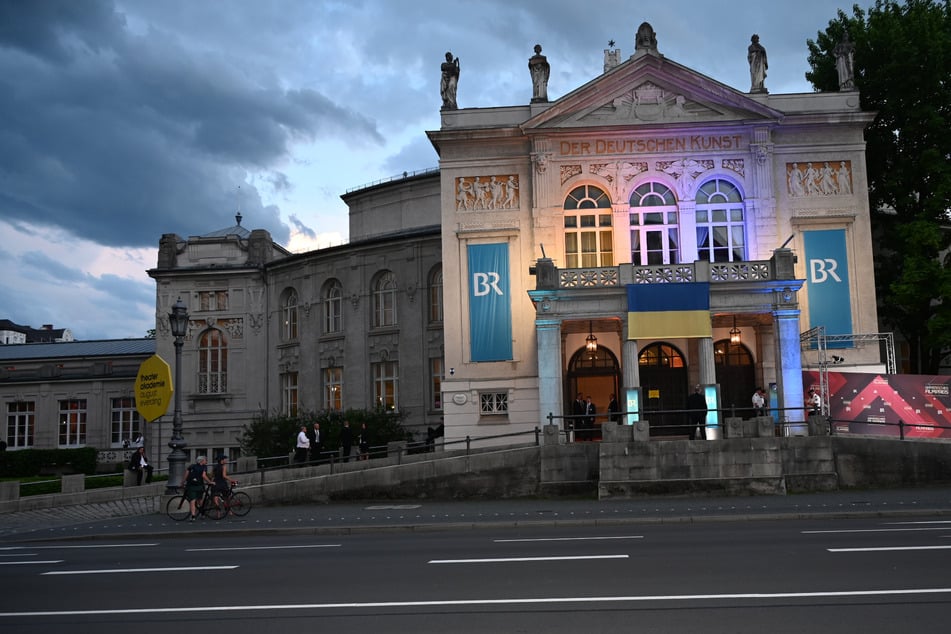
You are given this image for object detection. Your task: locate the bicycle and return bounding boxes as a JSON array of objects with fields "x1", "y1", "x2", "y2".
[{"x1": 166, "y1": 482, "x2": 251, "y2": 521}]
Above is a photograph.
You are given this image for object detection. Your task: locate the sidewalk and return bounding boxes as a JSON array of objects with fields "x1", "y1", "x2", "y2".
[{"x1": 2, "y1": 486, "x2": 950, "y2": 543}]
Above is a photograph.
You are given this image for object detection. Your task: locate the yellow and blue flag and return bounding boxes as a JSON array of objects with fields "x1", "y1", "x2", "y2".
[{"x1": 627, "y1": 283, "x2": 711, "y2": 339}]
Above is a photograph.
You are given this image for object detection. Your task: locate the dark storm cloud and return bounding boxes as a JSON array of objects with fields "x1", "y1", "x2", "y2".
[{"x1": 0, "y1": 0, "x2": 383, "y2": 250}]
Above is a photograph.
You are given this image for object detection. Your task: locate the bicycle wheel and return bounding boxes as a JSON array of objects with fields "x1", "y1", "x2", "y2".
[
  {"x1": 228, "y1": 491, "x2": 252, "y2": 517},
  {"x1": 166, "y1": 496, "x2": 191, "y2": 521},
  {"x1": 204, "y1": 498, "x2": 227, "y2": 520}
]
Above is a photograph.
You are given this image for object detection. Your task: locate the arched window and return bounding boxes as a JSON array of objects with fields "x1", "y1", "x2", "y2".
[
  {"x1": 281, "y1": 288, "x2": 298, "y2": 341},
  {"x1": 323, "y1": 279, "x2": 343, "y2": 334},
  {"x1": 373, "y1": 271, "x2": 398, "y2": 327},
  {"x1": 429, "y1": 265, "x2": 443, "y2": 324},
  {"x1": 563, "y1": 185, "x2": 613, "y2": 268},
  {"x1": 198, "y1": 329, "x2": 228, "y2": 394},
  {"x1": 629, "y1": 182, "x2": 679, "y2": 265},
  {"x1": 696, "y1": 179, "x2": 746, "y2": 262}
]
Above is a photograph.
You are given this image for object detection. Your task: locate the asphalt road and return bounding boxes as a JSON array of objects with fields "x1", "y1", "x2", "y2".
[{"x1": 2, "y1": 513, "x2": 951, "y2": 633}]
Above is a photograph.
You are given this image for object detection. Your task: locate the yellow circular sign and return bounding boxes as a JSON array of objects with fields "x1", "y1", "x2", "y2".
[{"x1": 135, "y1": 354, "x2": 174, "y2": 422}]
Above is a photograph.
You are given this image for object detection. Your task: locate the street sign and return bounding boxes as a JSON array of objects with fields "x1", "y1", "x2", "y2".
[{"x1": 135, "y1": 354, "x2": 174, "y2": 422}]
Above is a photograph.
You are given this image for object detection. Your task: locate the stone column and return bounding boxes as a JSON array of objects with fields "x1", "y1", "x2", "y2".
[{"x1": 536, "y1": 318, "x2": 563, "y2": 432}]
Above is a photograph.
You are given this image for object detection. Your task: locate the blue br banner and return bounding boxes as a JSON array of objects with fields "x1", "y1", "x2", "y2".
[
  {"x1": 468, "y1": 243, "x2": 513, "y2": 362},
  {"x1": 803, "y1": 229, "x2": 853, "y2": 345}
]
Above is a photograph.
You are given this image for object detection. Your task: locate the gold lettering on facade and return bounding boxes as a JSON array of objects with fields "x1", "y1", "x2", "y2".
[{"x1": 558, "y1": 135, "x2": 744, "y2": 156}]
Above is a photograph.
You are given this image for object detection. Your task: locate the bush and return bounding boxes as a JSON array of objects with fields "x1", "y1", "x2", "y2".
[{"x1": 0, "y1": 447, "x2": 98, "y2": 478}]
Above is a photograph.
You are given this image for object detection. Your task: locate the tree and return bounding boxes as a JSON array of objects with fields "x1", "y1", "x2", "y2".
[{"x1": 806, "y1": 1, "x2": 951, "y2": 373}]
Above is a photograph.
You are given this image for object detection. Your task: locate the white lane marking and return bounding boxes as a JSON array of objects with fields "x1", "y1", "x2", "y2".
[
  {"x1": 41, "y1": 565, "x2": 237, "y2": 576},
  {"x1": 829, "y1": 545, "x2": 951, "y2": 553},
  {"x1": 0, "y1": 560, "x2": 62, "y2": 565},
  {"x1": 802, "y1": 527, "x2": 950, "y2": 534},
  {"x1": 886, "y1": 520, "x2": 951, "y2": 525},
  {"x1": 3, "y1": 588, "x2": 951, "y2": 617},
  {"x1": 186, "y1": 545, "x2": 340, "y2": 552},
  {"x1": 429, "y1": 555, "x2": 628, "y2": 564},
  {"x1": 0, "y1": 553, "x2": 37, "y2": 557},
  {"x1": 365, "y1": 505, "x2": 421, "y2": 510},
  {"x1": 494, "y1": 536, "x2": 643, "y2": 543},
  {"x1": 0, "y1": 543, "x2": 157, "y2": 550}
]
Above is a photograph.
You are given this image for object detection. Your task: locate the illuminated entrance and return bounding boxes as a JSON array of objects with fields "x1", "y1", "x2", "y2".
[
  {"x1": 566, "y1": 346, "x2": 620, "y2": 439},
  {"x1": 639, "y1": 342, "x2": 689, "y2": 436}
]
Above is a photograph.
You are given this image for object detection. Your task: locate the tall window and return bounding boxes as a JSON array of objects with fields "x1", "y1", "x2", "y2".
[
  {"x1": 6, "y1": 402, "x2": 34, "y2": 448},
  {"x1": 281, "y1": 289, "x2": 299, "y2": 340},
  {"x1": 372, "y1": 361, "x2": 399, "y2": 410},
  {"x1": 324, "y1": 367, "x2": 343, "y2": 411},
  {"x1": 373, "y1": 271, "x2": 398, "y2": 327},
  {"x1": 564, "y1": 185, "x2": 613, "y2": 268},
  {"x1": 199, "y1": 290, "x2": 228, "y2": 311},
  {"x1": 429, "y1": 266, "x2": 444, "y2": 323},
  {"x1": 630, "y1": 182, "x2": 679, "y2": 265},
  {"x1": 430, "y1": 357, "x2": 444, "y2": 410},
  {"x1": 324, "y1": 280, "x2": 343, "y2": 334},
  {"x1": 696, "y1": 179, "x2": 746, "y2": 262},
  {"x1": 111, "y1": 397, "x2": 140, "y2": 446},
  {"x1": 59, "y1": 399, "x2": 87, "y2": 446},
  {"x1": 198, "y1": 329, "x2": 228, "y2": 394},
  {"x1": 281, "y1": 372, "x2": 298, "y2": 416}
]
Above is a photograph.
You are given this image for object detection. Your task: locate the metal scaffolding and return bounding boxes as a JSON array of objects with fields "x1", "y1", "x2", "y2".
[{"x1": 800, "y1": 327, "x2": 897, "y2": 415}]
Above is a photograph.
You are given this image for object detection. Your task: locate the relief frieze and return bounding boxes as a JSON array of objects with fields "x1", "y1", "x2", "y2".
[
  {"x1": 455, "y1": 175, "x2": 519, "y2": 211},
  {"x1": 786, "y1": 161, "x2": 852, "y2": 197}
]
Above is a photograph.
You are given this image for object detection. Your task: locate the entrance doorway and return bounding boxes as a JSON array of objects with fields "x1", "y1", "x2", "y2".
[
  {"x1": 566, "y1": 347, "x2": 620, "y2": 440},
  {"x1": 638, "y1": 342, "x2": 688, "y2": 436},
  {"x1": 714, "y1": 339, "x2": 755, "y2": 417}
]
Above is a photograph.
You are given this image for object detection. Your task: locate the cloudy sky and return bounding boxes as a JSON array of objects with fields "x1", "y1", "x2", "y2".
[{"x1": 0, "y1": 0, "x2": 869, "y2": 341}]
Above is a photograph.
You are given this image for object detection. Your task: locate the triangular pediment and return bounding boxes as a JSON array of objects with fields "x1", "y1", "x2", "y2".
[{"x1": 524, "y1": 51, "x2": 783, "y2": 130}]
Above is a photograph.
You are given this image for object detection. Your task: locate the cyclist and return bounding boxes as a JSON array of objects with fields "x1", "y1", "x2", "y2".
[
  {"x1": 212, "y1": 454, "x2": 238, "y2": 514},
  {"x1": 181, "y1": 456, "x2": 213, "y2": 521}
]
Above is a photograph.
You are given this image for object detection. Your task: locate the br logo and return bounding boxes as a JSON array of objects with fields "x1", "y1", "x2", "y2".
[
  {"x1": 472, "y1": 272, "x2": 503, "y2": 296},
  {"x1": 809, "y1": 258, "x2": 842, "y2": 283}
]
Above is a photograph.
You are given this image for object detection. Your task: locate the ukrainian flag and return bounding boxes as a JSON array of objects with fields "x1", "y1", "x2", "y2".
[{"x1": 627, "y1": 283, "x2": 711, "y2": 339}]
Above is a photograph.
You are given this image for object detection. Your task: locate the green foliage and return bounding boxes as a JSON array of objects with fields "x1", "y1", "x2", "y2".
[
  {"x1": 806, "y1": 0, "x2": 951, "y2": 372},
  {"x1": 0, "y1": 447, "x2": 99, "y2": 478},
  {"x1": 238, "y1": 408, "x2": 410, "y2": 459}
]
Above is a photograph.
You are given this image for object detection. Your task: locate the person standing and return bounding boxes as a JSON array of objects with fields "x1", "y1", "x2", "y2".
[
  {"x1": 747, "y1": 34, "x2": 767, "y2": 93},
  {"x1": 807, "y1": 389, "x2": 822, "y2": 416},
  {"x1": 127, "y1": 446, "x2": 154, "y2": 485},
  {"x1": 358, "y1": 423, "x2": 370, "y2": 460},
  {"x1": 572, "y1": 393, "x2": 585, "y2": 440},
  {"x1": 181, "y1": 456, "x2": 212, "y2": 521},
  {"x1": 686, "y1": 386, "x2": 708, "y2": 440},
  {"x1": 340, "y1": 420, "x2": 353, "y2": 462},
  {"x1": 607, "y1": 393, "x2": 621, "y2": 424},
  {"x1": 294, "y1": 425, "x2": 310, "y2": 464},
  {"x1": 310, "y1": 422, "x2": 322, "y2": 463},
  {"x1": 211, "y1": 454, "x2": 237, "y2": 514},
  {"x1": 584, "y1": 396, "x2": 596, "y2": 441},
  {"x1": 752, "y1": 387, "x2": 767, "y2": 417}
]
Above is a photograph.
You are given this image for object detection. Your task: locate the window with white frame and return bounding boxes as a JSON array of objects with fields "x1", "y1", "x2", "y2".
[
  {"x1": 563, "y1": 185, "x2": 613, "y2": 268},
  {"x1": 281, "y1": 372, "x2": 298, "y2": 416},
  {"x1": 479, "y1": 392, "x2": 508, "y2": 416},
  {"x1": 324, "y1": 279, "x2": 343, "y2": 334},
  {"x1": 372, "y1": 361, "x2": 399, "y2": 411},
  {"x1": 429, "y1": 266, "x2": 443, "y2": 324},
  {"x1": 58, "y1": 399, "x2": 86, "y2": 446},
  {"x1": 629, "y1": 182, "x2": 679, "y2": 265},
  {"x1": 6, "y1": 401, "x2": 35, "y2": 448},
  {"x1": 198, "y1": 329, "x2": 228, "y2": 393},
  {"x1": 111, "y1": 397, "x2": 140, "y2": 446},
  {"x1": 281, "y1": 289, "x2": 299, "y2": 341},
  {"x1": 695, "y1": 179, "x2": 747, "y2": 262},
  {"x1": 430, "y1": 357, "x2": 444, "y2": 411},
  {"x1": 373, "y1": 271, "x2": 398, "y2": 327},
  {"x1": 324, "y1": 367, "x2": 343, "y2": 411}
]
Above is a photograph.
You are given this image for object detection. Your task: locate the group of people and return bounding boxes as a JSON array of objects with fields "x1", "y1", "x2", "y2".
[
  {"x1": 570, "y1": 393, "x2": 623, "y2": 440},
  {"x1": 294, "y1": 420, "x2": 371, "y2": 464},
  {"x1": 180, "y1": 454, "x2": 237, "y2": 521}
]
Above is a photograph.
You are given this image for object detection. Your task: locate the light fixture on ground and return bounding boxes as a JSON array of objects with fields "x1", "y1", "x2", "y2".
[
  {"x1": 166, "y1": 297, "x2": 189, "y2": 494},
  {"x1": 729, "y1": 316, "x2": 742, "y2": 345}
]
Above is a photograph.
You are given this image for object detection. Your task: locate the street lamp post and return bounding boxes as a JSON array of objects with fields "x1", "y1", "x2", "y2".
[{"x1": 166, "y1": 297, "x2": 189, "y2": 494}]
